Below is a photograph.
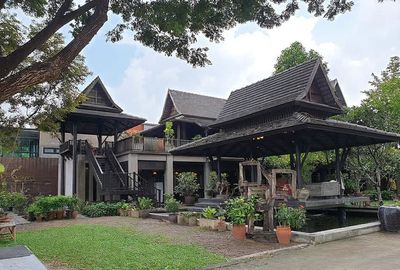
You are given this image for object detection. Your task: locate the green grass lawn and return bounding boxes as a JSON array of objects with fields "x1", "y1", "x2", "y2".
[
  {"x1": 370, "y1": 200, "x2": 400, "y2": 207},
  {"x1": 0, "y1": 224, "x2": 225, "y2": 270}
]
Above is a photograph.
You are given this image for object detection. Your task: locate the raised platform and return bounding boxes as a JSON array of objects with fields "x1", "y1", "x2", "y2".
[{"x1": 304, "y1": 196, "x2": 369, "y2": 210}]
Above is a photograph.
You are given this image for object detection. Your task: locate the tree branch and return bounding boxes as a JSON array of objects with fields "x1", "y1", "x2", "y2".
[
  {"x1": 0, "y1": 0, "x2": 109, "y2": 101},
  {"x1": 0, "y1": 0, "x2": 101, "y2": 79}
]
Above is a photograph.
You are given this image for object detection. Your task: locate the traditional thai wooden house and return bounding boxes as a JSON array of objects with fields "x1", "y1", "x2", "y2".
[{"x1": 171, "y1": 58, "x2": 400, "y2": 218}]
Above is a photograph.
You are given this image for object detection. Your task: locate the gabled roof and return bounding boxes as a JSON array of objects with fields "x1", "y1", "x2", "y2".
[
  {"x1": 171, "y1": 112, "x2": 400, "y2": 157},
  {"x1": 213, "y1": 59, "x2": 344, "y2": 127},
  {"x1": 78, "y1": 76, "x2": 123, "y2": 113},
  {"x1": 159, "y1": 89, "x2": 226, "y2": 123}
]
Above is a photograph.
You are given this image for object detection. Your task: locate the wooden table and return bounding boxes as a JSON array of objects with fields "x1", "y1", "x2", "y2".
[{"x1": 0, "y1": 222, "x2": 16, "y2": 241}]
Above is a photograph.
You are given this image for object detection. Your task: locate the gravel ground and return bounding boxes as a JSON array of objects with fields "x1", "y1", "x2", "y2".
[{"x1": 16, "y1": 216, "x2": 295, "y2": 269}]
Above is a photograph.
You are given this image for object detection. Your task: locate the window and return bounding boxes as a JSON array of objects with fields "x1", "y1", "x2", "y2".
[{"x1": 43, "y1": 147, "x2": 60, "y2": 154}]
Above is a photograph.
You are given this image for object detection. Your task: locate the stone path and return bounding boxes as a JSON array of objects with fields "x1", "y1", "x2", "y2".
[{"x1": 213, "y1": 232, "x2": 400, "y2": 270}]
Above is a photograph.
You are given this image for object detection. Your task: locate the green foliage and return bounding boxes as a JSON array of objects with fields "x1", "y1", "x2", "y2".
[
  {"x1": 207, "y1": 171, "x2": 218, "y2": 191},
  {"x1": 27, "y1": 195, "x2": 78, "y2": 216},
  {"x1": 175, "y1": 172, "x2": 200, "y2": 197},
  {"x1": 81, "y1": 202, "x2": 120, "y2": 218},
  {"x1": 364, "y1": 189, "x2": 395, "y2": 201},
  {"x1": 0, "y1": 191, "x2": 28, "y2": 211},
  {"x1": 0, "y1": 224, "x2": 225, "y2": 269},
  {"x1": 275, "y1": 204, "x2": 306, "y2": 230},
  {"x1": 164, "y1": 194, "x2": 180, "y2": 213},
  {"x1": 192, "y1": 134, "x2": 203, "y2": 140},
  {"x1": 182, "y1": 211, "x2": 201, "y2": 218},
  {"x1": 273, "y1": 41, "x2": 329, "y2": 74},
  {"x1": 164, "y1": 121, "x2": 175, "y2": 140},
  {"x1": 225, "y1": 196, "x2": 258, "y2": 225},
  {"x1": 202, "y1": 207, "x2": 217, "y2": 219},
  {"x1": 137, "y1": 197, "x2": 153, "y2": 210}
]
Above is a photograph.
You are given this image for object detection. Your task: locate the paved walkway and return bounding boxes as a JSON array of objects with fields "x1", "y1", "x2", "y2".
[{"x1": 216, "y1": 232, "x2": 400, "y2": 270}]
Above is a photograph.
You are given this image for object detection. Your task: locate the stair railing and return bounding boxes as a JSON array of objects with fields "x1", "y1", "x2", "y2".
[{"x1": 84, "y1": 141, "x2": 104, "y2": 190}]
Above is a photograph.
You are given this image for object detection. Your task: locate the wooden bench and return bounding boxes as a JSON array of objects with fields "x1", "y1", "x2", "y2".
[{"x1": 0, "y1": 222, "x2": 16, "y2": 241}]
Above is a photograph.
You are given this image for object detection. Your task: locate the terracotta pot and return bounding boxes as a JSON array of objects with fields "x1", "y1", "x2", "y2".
[
  {"x1": 276, "y1": 226, "x2": 292, "y2": 244},
  {"x1": 184, "y1": 196, "x2": 196, "y2": 205},
  {"x1": 56, "y1": 210, "x2": 64, "y2": 219},
  {"x1": 71, "y1": 210, "x2": 78, "y2": 219},
  {"x1": 188, "y1": 216, "x2": 197, "y2": 226},
  {"x1": 232, "y1": 224, "x2": 246, "y2": 240}
]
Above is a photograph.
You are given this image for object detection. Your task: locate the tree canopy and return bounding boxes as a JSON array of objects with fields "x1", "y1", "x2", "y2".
[
  {"x1": 0, "y1": 0, "x2": 359, "y2": 101},
  {"x1": 273, "y1": 41, "x2": 328, "y2": 74}
]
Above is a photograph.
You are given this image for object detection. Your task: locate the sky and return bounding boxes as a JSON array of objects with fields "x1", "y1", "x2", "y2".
[{"x1": 79, "y1": 0, "x2": 400, "y2": 124}]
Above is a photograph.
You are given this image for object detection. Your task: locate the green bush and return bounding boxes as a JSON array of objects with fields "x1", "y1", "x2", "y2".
[
  {"x1": 137, "y1": 197, "x2": 153, "y2": 210},
  {"x1": 0, "y1": 191, "x2": 28, "y2": 211},
  {"x1": 27, "y1": 195, "x2": 79, "y2": 216},
  {"x1": 164, "y1": 194, "x2": 180, "y2": 213},
  {"x1": 225, "y1": 196, "x2": 258, "y2": 225},
  {"x1": 202, "y1": 207, "x2": 217, "y2": 219},
  {"x1": 363, "y1": 190, "x2": 394, "y2": 201},
  {"x1": 175, "y1": 172, "x2": 200, "y2": 197},
  {"x1": 81, "y1": 202, "x2": 119, "y2": 217},
  {"x1": 275, "y1": 204, "x2": 306, "y2": 230}
]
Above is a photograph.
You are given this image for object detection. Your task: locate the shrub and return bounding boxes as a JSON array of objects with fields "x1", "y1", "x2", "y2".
[
  {"x1": 275, "y1": 204, "x2": 306, "y2": 230},
  {"x1": 164, "y1": 194, "x2": 180, "y2": 213},
  {"x1": 382, "y1": 190, "x2": 395, "y2": 201},
  {"x1": 137, "y1": 197, "x2": 153, "y2": 210},
  {"x1": 175, "y1": 172, "x2": 200, "y2": 197},
  {"x1": 0, "y1": 191, "x2": 28, "y2": 211},
  {"x1": 202, "y1": 207, "x2": 217, "y2": 219},
  {"x1": 225, "y1": 196, "x2": 258, "y2": 225},
  {"x1": 81, "y1": 202, "x2": 120, "y2": 217}
]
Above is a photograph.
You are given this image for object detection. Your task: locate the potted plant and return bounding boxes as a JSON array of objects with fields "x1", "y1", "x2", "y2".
[
  {"x1": 130, "y1": 197, "x2": 153, "y2": 218},
  {"x1": 27, "y1": 203, "x2": 45, "y2": 222},
  {"x1": 225, "y1": 197, "x2": 258, "y2": 240},
  {"x1": 118, "y1": 202, "x2": 131, "y2": 216},
  {"x1": 199, "y1": 207, "x2": 220, "y2": 230},
  {"x1": 54, "y1": 196, "x2": 66, "y2": 220},
  {"x1": 275, "y1": 204, "x2": 306, "y2": 244},
  {"x1": 175, "y1": 172, "x2": 200, "y2": 205},
  {"x1": 65, "y1": 196, "x2": 79, "y2": 219},
  {"x1": 184, "y1": 212, "x2": 200, "y2": 226},
  {"x1": 177, "y1": 212, "x2": 188, "y2": 225},
  {"x1": 164, "y1": 194, "x2": 180, "y2": 223},
  {"x1": 0, "y1": 208, "x2": 10, "y2": 223}
]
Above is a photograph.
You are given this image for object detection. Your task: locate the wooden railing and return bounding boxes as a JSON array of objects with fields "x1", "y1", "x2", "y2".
[{"x1": 115, "y1": 137, "x2": 193, "y2": 154}]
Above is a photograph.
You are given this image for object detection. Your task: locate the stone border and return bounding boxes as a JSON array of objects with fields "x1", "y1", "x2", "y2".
[
  {"x1": 203, "y1": 244, "x2": 309, "y2": 269},
  {"x1": 291, "y1": 221, "x2": 381, "y2": 244}
]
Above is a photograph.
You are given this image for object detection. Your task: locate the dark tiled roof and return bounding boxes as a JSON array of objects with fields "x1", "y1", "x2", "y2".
[
  {"x1": 167, "y1": 89, "x2": 226, "y2": 120},
  {"x1": 214, "y1": 59, "x2": 341, "y2": 126},
  {"x1": 171, "y1": 112, "x2": 400, "y2": 156}
]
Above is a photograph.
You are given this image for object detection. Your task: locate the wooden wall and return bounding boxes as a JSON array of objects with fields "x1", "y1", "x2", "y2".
[{"x1": 0, "y1": 157, "x2": 58, "y2": 197}]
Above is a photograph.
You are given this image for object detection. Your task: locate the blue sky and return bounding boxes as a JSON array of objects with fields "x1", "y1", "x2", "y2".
[{"x1": 79, "y1": 1, "x2": 400, "y2": 123}]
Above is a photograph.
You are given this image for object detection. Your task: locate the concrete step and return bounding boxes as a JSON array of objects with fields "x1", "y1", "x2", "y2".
[
  {"x1": 194, "y1": 202, "x2": 224, "y2": 209},
  {"x1": 198, "y1": 198, "x2": 225, "y2": 204}
]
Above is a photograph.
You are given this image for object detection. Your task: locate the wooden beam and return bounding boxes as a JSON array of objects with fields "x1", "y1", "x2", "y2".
[
  {"x1": 335, "y1": 148, "x2": 344, "y2": 197},
  {"x1": 72, "y1": 122, "x2": 78, "y2": 195},
  {"x1": 295, "y1": 143, "x2": 303, "y2": 188}
]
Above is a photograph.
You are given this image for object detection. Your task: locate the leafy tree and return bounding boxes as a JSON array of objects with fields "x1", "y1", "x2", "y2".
[
  {"x1": 343, "y1": 56, "x2": 400, "y2": 201},
  {"x1": 274, "y1": 41, "x2": 328, "y2": 74},
  {"x1": 0, "y1": 16, "x2": 89, "y2": 136},
  {"x1": 0, "y1": 0, "x2": 359, "y2": 100}
]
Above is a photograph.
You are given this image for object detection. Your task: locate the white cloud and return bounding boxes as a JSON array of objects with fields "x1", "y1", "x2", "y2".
[{"x1": 106, "y1": 1, "x2": 400, "y2": 123}]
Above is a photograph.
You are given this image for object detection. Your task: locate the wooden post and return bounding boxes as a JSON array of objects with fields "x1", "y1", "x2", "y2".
[
  {"x1": 335, "y1": 148, "x2": 344, "y2": 197},
  {"x1": 60, "y1": 125, "x2": 66, "y2": 195},
  {"x1": 289, "y1": 152, "x2": 295, "y2": 170},
  {"x1": 216, "y1": 156, "x2": 221, "y2": 183},
  {"x1": 72, "y1": 122, "x2": 78, "y2": 195},
  {"x1": 295, "y1": 144, "x2": 303, "y2": 188}
]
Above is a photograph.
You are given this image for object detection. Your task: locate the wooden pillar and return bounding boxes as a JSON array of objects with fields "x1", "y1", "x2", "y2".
[
  {"x1": 72, "y1": 122, "x2": 78, "y2": 195},
  {"x1": 295, "y1": 144, "x2": 303, "y2": 188},
  {"x1": 216, "y1": 156, "x2": 221, "y2": 183},
  {"x1": 335, "y1": 148, "x2": 344, "y2": 197},
  {"x1": 289, "y1": 152, "x2": 295, "y2": 170},
  {"x1": 60, "y1": 125, "x2": 66, "y2": 195}
]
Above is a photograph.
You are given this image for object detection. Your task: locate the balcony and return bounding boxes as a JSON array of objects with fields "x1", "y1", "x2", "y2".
[{"x1": 115, "y1": 137, "x2": 193, "y2": 154}]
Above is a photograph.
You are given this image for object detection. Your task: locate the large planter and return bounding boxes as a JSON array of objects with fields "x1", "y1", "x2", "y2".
[
  {"x1": 217, "y1": 219, "x2": 227, "y2": 232},
  {"x1": 177, "y1": 213, "x2": 188, "y2": 225},
  {"x1": 199, "y1": 218, "x2": 220, "y2": 231},
  {"x1": 232, "y1": 224, "x2": 246, "y2": 240},
  {"x1": 184, "y1": 196, "x2": 196, "y2": 205},
  {"x1": 129, "y1": 209, "x2": 151, "y2": 218},
  {"x1": 187, "y1": 216, "x2": 197, "y2": 226},
  {"x1": 378, "y1": 206, "x2": 400, "y2": 232},
  {"x1": 167, "y1": 213, "x2": 178, "y2": 223},
  {"x1": 276, "y1": 226, "x2": 292, "y2": 244},
  {"x1": 56, "y1": 209, "x2": 64, "y2": 219}
]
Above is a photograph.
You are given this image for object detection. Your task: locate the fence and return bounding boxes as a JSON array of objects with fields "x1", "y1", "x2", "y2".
[{"x1": 0, "y1": 157, "x2": 58, "y2": 196}]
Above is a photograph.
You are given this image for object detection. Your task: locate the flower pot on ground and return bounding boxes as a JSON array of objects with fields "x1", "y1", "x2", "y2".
[
  {"x1": 275, "y1": 204, "x2": 306, "y2": 244},
  {"x1": 232, "y1": 224, "x2": 246, "y2": 240},
  {"x1": 175, "y1": 172, "x2": 200, "y2": 206},
  {"x1": 0, "y1": 208, "x2": 11, "y2": 223},
  {"x1": 117, "y1": 202, "x2": 131, "y2": 217},
  {"x1": 65, "y1": 196, "x2": 80, "y2": 219},
  {"x1": 177, "y1": 212, "x2": 187, "y2": 225},
  {"x1": 130, "y1": 197, "x2": 154, "y2": 218},
  {"x1": 225, "y1": 196, "x2": 259, "y2": 240},
  {"x1": 164, "y1": 194, "x2": 180, "y2": 223},
  {"x1": 183, "y1": 212, "x2": 200, "y2": 226},
  {"x1": 198, "y1": 207, "x2": 224, "y2": 230}
]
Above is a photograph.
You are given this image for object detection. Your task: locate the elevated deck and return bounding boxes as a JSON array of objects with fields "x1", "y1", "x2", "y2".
[{"x1": 304, "y1": 196, "x2": 369, "y2": 210}]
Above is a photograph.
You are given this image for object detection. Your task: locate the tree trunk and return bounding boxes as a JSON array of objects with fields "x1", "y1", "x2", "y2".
[
  {"x1": 0, "y1": 0, "x2": 109, "y2": 101},
  {"x1": 376, "y1": 169, "x2": 383, "y2": 203}
]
